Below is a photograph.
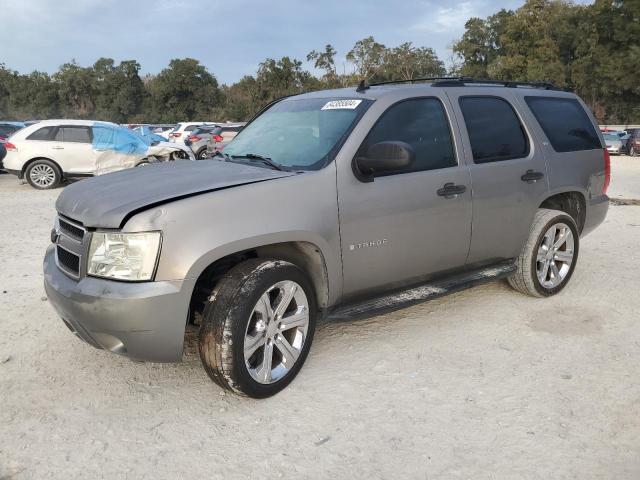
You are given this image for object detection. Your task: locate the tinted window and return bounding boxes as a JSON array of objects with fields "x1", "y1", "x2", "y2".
[
  {"x1": 525, "y1": 97, "x2": 600, "y2": 152},
  {"x1": 54, "y1": 126, "x2": 92, "y2": 143},
  {"x1": 27, "y1": 126, "x2": 56, "y2": 140},
  {"x1": 358, "y1": 98, "x2": 456, "y2": 175},
  {"x1": 184, "y1": 125, "x2": 198, "y2": 132},
  {"x1": 459, "y1": 96, "x2": 529, "y2": 163}
]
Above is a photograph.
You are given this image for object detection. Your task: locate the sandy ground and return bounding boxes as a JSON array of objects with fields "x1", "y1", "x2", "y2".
[{"x1": 1, "y1": 157, "x2": 639, "y2": 479}]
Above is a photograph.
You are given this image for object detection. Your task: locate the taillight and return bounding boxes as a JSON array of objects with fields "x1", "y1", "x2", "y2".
[
  {"x1": 187, "y1": 135, "x2": 200, "y2": 142},
  {"x1": 4, "y1": 141, "x2": 17, "y2": 151},
  {"x1": 602, "y1": 148, "x2": 611, "y2": 195},
  {"x1": 213, "y1": 135, "x2": 223, "y2": 143}
]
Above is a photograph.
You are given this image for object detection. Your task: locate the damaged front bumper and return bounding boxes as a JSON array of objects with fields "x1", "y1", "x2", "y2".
[{"x1": 43, "y1": 245, "x2": 196, "y2": 362}]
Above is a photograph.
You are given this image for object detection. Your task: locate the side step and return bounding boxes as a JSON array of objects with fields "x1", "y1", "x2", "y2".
[{"x1": 328, "y1": 260, "x2": 516, "y2": 321}]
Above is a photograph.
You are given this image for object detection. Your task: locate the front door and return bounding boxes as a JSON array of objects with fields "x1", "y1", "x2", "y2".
[
  {"x1": 446, "y1": 90, "x2": 550, "y2": 263},
  {"x1": 337, "y1": 96, "x2": 473, "y2": 300}
]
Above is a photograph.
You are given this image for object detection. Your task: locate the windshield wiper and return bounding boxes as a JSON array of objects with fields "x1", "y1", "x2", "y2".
[{"x1": 229, "y1": 153, "x2": 286, "y2": 171}]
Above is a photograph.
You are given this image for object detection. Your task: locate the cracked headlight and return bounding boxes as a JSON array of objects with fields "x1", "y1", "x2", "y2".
[{"x1": 88, "y1": 232, "x2": 161, "y2": 281}]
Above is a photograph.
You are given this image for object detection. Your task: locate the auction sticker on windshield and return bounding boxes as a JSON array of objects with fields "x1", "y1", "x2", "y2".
[{"x1": 321, "y1": 99, "x2": 362, "y2": 110}]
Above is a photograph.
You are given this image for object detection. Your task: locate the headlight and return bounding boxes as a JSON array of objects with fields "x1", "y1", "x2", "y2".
[{"x1": 88, "y1": 232, "x2": 161, "y2": 281}]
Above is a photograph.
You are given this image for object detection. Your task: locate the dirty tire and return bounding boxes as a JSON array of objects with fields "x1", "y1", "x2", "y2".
[
  {"x1": 508, "y1": 208, "x2": 580, "y2": 298},
  {"x1": 198, "y1": 259, "x2": 317, "y2": 398},
  {"x1": 25, "y1": 159, "x2": 62, "y2": 189}
]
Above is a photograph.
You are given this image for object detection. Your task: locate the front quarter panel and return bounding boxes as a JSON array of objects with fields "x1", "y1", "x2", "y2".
[{"x1": 123, "y1": 166, "x2": 342, "y2": 304}]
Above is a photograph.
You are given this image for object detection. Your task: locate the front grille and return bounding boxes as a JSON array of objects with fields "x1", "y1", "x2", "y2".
[
  {"x1": 56, "y1": 245, "x2": 80, "y2": 276},
  {"x1": 59, "y1": 217, "x2": 85, "y2": 241}
]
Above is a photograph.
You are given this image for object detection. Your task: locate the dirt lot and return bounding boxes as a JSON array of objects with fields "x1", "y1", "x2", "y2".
[{"x1": 1, "y1": 157, "x2": 640, "y2": 479}]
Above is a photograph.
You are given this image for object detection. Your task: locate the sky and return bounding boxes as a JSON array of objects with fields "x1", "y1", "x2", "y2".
[{"x1": 0, "y1": 0, "x2": 591, "y2": 85}]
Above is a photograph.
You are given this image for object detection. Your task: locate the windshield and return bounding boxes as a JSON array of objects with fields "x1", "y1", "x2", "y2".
[{"x1": 222, "y1": 97, "x2": 372, "y2": 170}]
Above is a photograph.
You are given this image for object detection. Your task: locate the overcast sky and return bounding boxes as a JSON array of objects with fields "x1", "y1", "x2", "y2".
[{"x1": 0, "y1": 0, "x2": 591, "y2": 84}]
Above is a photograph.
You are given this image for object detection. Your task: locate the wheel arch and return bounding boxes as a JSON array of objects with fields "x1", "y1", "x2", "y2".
[
  {"x1": 22, "y1": 157, "x2": 63, "y2": 177},
  {"x1": 187, "y1": 240, "x2": 331, "y2": 327},
  {"x1": 539, "y1": 190, "x2": 586, "y2": 234}
]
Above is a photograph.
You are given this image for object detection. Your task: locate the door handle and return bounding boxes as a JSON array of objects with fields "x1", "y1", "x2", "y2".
[
  {"x1": 437, "y1": 182, "x2": 467, "y2": 198},
  {"x1": 52, "y1": 146, "x2": 64, "y2": 150},
  {"x1": 521, "y1": 170, "x2": 544, "y2": 183}
]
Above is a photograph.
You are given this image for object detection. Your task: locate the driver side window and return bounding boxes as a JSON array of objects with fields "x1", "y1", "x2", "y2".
[{"x1": 358, "y1": 98, "x2": 457, "y2": 175}]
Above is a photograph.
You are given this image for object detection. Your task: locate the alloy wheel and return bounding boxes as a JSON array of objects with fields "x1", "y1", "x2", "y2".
[
  {"x1": 536, "y1": 222, "x2": 575, "y2": 289},
  {"x1": 29, "y1": 164, "x2": 56, "y2": 188},
  {"x1": 244, "y1": 280, "x2": 310, "y2": 384}
]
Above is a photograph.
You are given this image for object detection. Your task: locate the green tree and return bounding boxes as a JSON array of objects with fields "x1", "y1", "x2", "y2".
[
  {"x1": 93, "y1": 58, "x2": 145, "y2": 123},
  {"x1": 148, "y1": 58, "x2": 221, "y2": 122},
  {"x1": 379, "y1": 42, "x2": 446, "y2": 81},
  {"x1": 53, "y1": 60, "x2": 96, "y2": 118},
  {"x1": 346, "y1": 36, "x2": 386, "y2": 81}
]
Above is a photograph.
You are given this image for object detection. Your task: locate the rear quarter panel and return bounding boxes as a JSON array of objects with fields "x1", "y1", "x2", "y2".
[{"x1": 514, "y1": 91, "x2": 608, "y2": 228}]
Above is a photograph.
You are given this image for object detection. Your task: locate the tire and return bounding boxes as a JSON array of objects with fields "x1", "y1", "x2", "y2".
[
  {"x1": 630, "y1": 146, "x2": 637, "y2": 157},
  {"x1": 170, "y1": 151, "x2": 188, "y2": 160},
  {"x1": 136, "y1": 161, "x2": 150, "y2": 167},
  {"x1": 196, "y1": 148, "x2": 209, "y2": 160},
  {"x1": 199, "y1": 259, "x2": 317, "y2": 398},
  {"x1": 25, "y1": 159, "x2": 62, "y2": 189},
  {"x1": 508, "y1": 208, "x2": 580, "y2": 298}
]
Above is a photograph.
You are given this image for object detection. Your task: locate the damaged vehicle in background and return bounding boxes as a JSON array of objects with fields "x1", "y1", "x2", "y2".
[
  {"x1": 2, "y1": 120, "x2": 194, "y2": 189},
  {"x1": 132, "y1": 125, "x2": 194, "y2": 160},
  {"x1": 603, "y1": 133, "x2": 623, "y2": 155}
]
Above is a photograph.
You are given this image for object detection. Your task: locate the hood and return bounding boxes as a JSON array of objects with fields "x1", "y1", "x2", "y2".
[{"x1": 56, "y1": 160, "x2": 297, "y2": 228}]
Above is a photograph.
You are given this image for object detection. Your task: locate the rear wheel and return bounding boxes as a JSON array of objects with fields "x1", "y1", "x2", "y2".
[
  {"x1": 196, "y1": 148, "x2": 209, "y2": 160},
  {"x1": 630, "y1": 146, "x2": 637, "y2": 157},
  {"x1": 508, "y1": 209, "x2": 580, "y2": 297},
  {"x1": 198, "y1": 259, "x2": 317, "y2": 398},
  {"x1": 25, "y1": 159, "x2": 61, "y2": 189}
]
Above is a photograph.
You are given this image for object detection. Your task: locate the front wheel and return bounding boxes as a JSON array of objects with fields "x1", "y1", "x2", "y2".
[
  {"x1": 508, "y1": 209, "x2": 580, "y2": 297},
  {"x1": 199, "y1": 259, "x2": 317, "y2": 398}
]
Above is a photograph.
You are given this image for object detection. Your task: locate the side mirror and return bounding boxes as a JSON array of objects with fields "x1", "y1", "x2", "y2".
[{"x1": 354, "y1": 141, "x2": 415, "y2": 182}]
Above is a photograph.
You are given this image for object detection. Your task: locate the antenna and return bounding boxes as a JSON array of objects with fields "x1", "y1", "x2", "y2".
[{"x1": 356, "y1": 80, "x2": 369, "y2": 93}]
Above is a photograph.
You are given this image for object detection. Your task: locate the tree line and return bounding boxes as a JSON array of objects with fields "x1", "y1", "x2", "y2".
[{"x1": 0, "y1": 0, "x2": 638, "y2": 124}]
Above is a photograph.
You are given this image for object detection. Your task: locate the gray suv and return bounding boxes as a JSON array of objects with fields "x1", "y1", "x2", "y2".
[{"x1": 44, "y1": 78, "x2": 610, "y2": 398}]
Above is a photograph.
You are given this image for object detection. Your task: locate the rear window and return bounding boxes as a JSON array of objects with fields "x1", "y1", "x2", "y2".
[
  {"x1": 27, "y1": 126, "x2": 56, "y2": 140},
  {"x1": 525, "y1": 97, "x2": 601, "y2": 152},
  {"x1": 459, "y1": 96, "x2": 529, "y2": 163}
]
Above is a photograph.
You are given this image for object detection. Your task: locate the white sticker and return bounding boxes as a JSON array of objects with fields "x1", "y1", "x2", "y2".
[{"x1": 321, "y1": 99, "x2": 362, "y2": 110}]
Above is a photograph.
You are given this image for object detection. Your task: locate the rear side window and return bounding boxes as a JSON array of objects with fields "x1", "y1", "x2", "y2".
[
  {"x1": 359, "y1": 98, "x2": 456, "y2": 175},
  {"x1": 184, "y1": 125, "x2": 198, "y2": 132},
  {"x1": 525, "y1": 97, "x2": 600, "y2": 152},
  {"x1": 27, "y1": 126, "x2": 56, "y2": 141},
  {"x1": 54, "y1": 127, "x2": 92, "y2": 143},
  {"x1": 459, "y1": 96, "x2": 529, "y2": 163}
]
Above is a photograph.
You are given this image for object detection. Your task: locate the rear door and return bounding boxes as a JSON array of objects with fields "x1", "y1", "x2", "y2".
[
  {"x1": 446, "y1": 89, "x2": 549, "y2": 264},
  {"x1": 50, "y1": 126, "x2": 95, "y2": 174},
  {"x1": 337, "y1": 95, "x2": 473, "y2": 299}
]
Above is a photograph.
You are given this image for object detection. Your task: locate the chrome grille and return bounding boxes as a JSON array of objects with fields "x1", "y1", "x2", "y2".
[{"x1": 54, "y1": 215, "x2": 87, "y2": 279}]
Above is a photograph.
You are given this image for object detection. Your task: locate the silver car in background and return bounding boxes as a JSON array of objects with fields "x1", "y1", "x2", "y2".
[{"x1": 603, "y1": 133, "x2": 623, "y2": 155}]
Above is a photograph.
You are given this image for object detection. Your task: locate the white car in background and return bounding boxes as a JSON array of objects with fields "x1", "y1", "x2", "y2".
[
  {"x1": 2, "y1": 120, "x2": 194, "y2": 189},
  {"x1": 168, "y1": 122, "x2": 215, "y2": 144}
]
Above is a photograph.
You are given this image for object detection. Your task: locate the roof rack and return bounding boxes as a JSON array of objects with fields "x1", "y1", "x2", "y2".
[{"x1": 364, "y1": 76, "x2": 561, "y2": 91}]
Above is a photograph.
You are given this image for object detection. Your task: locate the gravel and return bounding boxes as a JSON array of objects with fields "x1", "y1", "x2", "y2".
[{"x1": 1, "y1": 157, "x2": 639, "y2": 479}]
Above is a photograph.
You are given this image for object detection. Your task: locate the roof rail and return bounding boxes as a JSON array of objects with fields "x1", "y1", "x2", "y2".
[
  {"x1": 364, "y1": 76, "x2": 561, "y2": 91},
  {"x1": 368, "y1": 77, "x2": 461, "y2": 87}
]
